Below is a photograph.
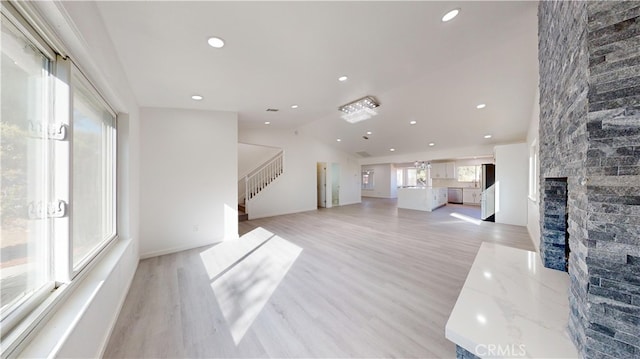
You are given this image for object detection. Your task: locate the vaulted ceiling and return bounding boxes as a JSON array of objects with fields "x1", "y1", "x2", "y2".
[{"x1": 96, "y1": 1, "x2": 539, "y2": 158}]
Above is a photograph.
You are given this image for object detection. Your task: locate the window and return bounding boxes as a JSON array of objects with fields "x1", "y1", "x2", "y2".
[
  {"x1": 0, "y1": 5, "x2": 117, "y2": 351},
  {"x1": 396, "y1": 166, "x2": 426, "y2": 188},
  {"x1": 1, "y1": 12, "x2": 55, "y2": 333},
  {"x1": 362, "y1": 170, "x2": 374, "y2": 190},
  {"x1": 406, "y1": 168, "x2": 417, "y2": 187},
  {"x1": 529, "y1": 140, "x2": 538, "y2": 201},
  {"x1": 416, "y1": 167, "x2": 427, "y2": 186},
  {"x1": 457, "y1": 165, "x2": 482, "y2": 183},
  {"x1": 72, "y1": 71, "x2": 116, "y2": 269}
]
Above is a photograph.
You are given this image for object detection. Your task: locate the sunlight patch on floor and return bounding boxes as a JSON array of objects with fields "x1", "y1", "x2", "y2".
[
  {"x1": 199, "y1": 227, "x2": 302, "y2": 345},
  {"x1": 450, "y1": 212, "x2": 483, "y2": 225}
]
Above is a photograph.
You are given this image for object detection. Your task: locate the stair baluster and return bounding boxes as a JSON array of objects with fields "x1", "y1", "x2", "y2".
[{"x1": 239, "y1": 150, "x2": 284, "y2": 216}]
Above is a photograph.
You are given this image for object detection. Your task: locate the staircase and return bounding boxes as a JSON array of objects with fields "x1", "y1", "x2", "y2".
[
  {"x1": 238, "y1": 203, "x2": 249, "y2": 222},
  {"x1": 238, "y1": 150, "x2": 284, "y2": 221}
]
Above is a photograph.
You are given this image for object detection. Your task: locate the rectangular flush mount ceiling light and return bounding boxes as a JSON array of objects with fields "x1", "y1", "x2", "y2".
[{"x1": 338, "y1": 96, "x2": 380, "y2": 124}]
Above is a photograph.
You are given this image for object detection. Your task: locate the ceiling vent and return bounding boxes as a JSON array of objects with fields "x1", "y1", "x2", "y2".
[
  {"x1": 356, "y1": 151, "x2": 372, "y2": 157},
  {"x1": 266, "y1": 108, "x2": 279, "y2": 112}
]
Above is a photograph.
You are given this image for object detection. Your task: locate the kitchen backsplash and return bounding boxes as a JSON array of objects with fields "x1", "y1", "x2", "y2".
[{"x1": 432, "y1": 178, "x2": 480, "y2": 188}]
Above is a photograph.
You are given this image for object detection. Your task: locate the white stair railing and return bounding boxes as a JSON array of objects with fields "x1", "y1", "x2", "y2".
[{"x1": 241, "y1": 151, "x2": 284, "y2": 205}]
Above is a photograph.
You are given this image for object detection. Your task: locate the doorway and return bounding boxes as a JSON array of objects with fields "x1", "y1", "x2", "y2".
[
  {"x1": 331, "y1": 163, "x2": 340, "y2": 206},
  {"x1": 317, "y1": 162, "x2": 326, "y2": 208}
]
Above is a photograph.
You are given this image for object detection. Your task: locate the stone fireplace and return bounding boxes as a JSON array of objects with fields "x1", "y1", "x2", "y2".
[
  {"x1": 541, "y1": 178, "x2": 569, "y2": 271},
  {"x1": 539, "y1": 1, "x2": 640, "y2": 358}
]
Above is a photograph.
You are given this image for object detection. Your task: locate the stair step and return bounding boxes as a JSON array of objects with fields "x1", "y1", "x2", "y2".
[
  {"x1": 238, "y1": 204, "x2": 246, "y2": 213},
  {"x1": 238, "y1": 211, "x2": 249, "y2": 222}
]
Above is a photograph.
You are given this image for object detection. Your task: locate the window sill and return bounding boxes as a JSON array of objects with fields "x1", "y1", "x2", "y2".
[{"x1": 2, "y1": 236, "x2": 131, "y2": 358}]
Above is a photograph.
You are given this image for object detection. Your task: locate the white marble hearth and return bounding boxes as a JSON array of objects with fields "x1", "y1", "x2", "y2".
[{"x1": 445, "y1": 242, "x2": 578, "y2": 358}]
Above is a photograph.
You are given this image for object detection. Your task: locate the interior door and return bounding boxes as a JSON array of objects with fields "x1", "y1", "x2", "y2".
[{"x1": 317, "y1": 162, "x2": 326, "y2": 208}]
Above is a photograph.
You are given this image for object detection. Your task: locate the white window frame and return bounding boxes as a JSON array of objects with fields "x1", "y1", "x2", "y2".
[
  {"x1": 362, "y1": 170, "x2": 374, "y2": 190},
  {"x1": 68, "y1": 63, "x2": 118, "y2": 277},
  {"x1": 528, "y1": 139, "x2": 539, "y2": 202},
  {"x1": 406, "y1": 168, "x2": 417, "y2": 187},
  {"x1": 396, "y1": 168, "x2": 404, "y2": 187},
  {"x1": 396, "y1": 167, "x2": 421, "y2": 188},
  {"x1": 0, "y1": 3, "x2": 118, "y2": 356},
  {"x1": 0, "y1": 2, "x2": 57, "y2": 339},
  {"x1": 457, "y1": 165, "x2": 482, "y2": 183}
]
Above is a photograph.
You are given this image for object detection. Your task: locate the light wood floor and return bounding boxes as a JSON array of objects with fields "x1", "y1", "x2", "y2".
[{"x1": 104, "y1": 198, "x2": 535, "y2": 358}]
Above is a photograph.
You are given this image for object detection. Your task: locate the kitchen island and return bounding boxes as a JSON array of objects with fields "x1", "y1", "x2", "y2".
[{"x1": 397, "y1": 187, "x2": 448, "y2": 212}]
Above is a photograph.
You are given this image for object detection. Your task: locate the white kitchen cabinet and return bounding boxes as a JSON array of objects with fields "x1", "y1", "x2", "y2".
[
  {"x1": 463, "y1": 188, "x2": 481, "y2": 205},
  {"x1": 430, "y1": 162, "x2": 456, "y2": 179},
  {"x1": 445, "y1": 162, "x2": 456, "y2": 179},
  {"x1": 397, "y1": 187, "x2": 448, "y2": 211},
  {"x1": 430, "y1": 163, "x2": 445, "y2": 179},
  {"x1": 436, "y1": 187, "x2": 448, "y2": 206},
  {"x1": 428, "y1": 187, "x2": 448, "y2": 210}
]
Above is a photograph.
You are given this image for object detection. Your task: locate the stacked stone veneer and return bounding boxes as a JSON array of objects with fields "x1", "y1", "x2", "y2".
[
  {"x1": 455, "y1": 345, "x2": 480, "y2": 359},
  {"x1": 542, "y1": 178, "x2": 569, "y2": 271},
  {"x1": 539, "y1": 1, "x2": 640, "y2": 358}
]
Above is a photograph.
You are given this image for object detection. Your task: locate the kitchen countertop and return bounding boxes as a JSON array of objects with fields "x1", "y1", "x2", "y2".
[
  {"x1": 445, "y1": 242, "x2": 578, "y2": 358},
  {"x1": 397, "y1": 186, "x2": 444, "y2": 189}
]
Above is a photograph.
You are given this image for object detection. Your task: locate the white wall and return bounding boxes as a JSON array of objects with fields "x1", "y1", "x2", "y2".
[
  {"x1": 140, "y1": 107, "x2": 238, "y2": 258},
  {"x1": 239, "y1": 127, "x2": 361, "y2": 219},
  {"x1": 527, "y1": 89, "x2": 541, "y2": 252},
  {"x1": 238, "y1": 142, "x2": 281, "y2": 178},
  {"x1": 18, "y1": 1, "x2": 140, "y2": 357},
  {"x1": 495, "y1": 143, "x2": 529, "y2": 226},
  {"x1": 361, "y1": 164, "x2": 395, "y2": 198}
]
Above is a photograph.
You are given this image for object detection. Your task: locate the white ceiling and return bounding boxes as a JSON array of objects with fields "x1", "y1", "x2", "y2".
[{"x1": 96, "y1": 1, "x2": 539, "y2": 158}]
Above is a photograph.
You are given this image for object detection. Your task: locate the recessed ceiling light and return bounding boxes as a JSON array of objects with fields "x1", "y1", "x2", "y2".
[
  {"x1": 389, "y1": 148, "x2": 396, "y2": 152},
  {"x1": 484, "y1": 134, "x2": 492, "y2": 139},
  {"x1": 366, "y1": 131, "x2": 372, "y2": 135},
  {"x1": 291, "y1": 104, "x2": 299, "y2": 109},
  {"x1": 476, "y1": 103, "x2": 486, "y2": 109},
  {"x1": 442, "y1": 9, "x2": 460, "y2": 22},
  {"x1": 336, "y1": 138, "x2": 342, "y2": 142},
  {"x1": 410, "y1": 120, "x2": 417, "y2": 125},
  {"x1": 264, "y1": 121, "x2": 271, "y2": 125},
  {"x1": 338, "y1": 75, "x2": 348, "y2": 82},
  {"x1": 191, "y1": 95, "x2": 203, "y2": 101},
  {"x1": 428, "y1": 142, "x2": 435, "y2": 147},
  {"x1": 207, "y1": 37, "x2": 225, "y2": 48}
]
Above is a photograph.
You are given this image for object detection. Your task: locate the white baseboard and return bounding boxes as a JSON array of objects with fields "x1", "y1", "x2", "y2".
[
  {"x1": 248, "y1": 207, "x2": 314, "y2": 220},
  {"x1": 337, "y1": 200, "x2": 361, "y2": 206},
  {"x1": 139, "y1": 238, "x2": 225, "y2": 259}
]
